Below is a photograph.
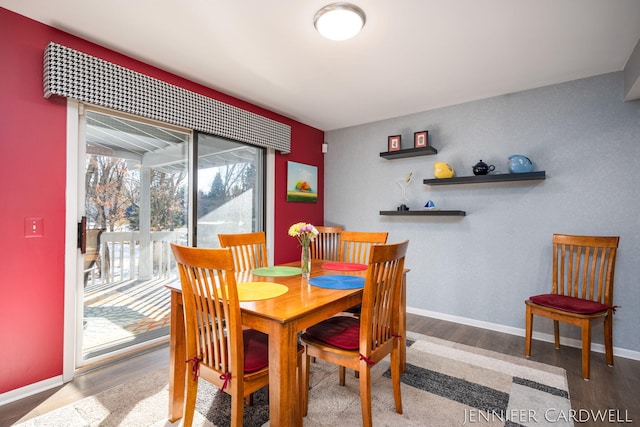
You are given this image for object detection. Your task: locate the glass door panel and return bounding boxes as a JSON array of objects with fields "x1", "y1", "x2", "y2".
[
  {"x1": 196, "y1": 133, "x2": 264, "y2": 248},
  {"x1": 80, "y1": 109, "x2": 189, "y2": 364}
]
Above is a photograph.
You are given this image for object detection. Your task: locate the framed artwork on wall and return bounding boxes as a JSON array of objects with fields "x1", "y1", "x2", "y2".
[
  {"x1": 286, "y1": 161, "x2": 318, "y2": 203},
  {"x1": 414, "y1": 131, "x2": 428, "y2": 148},
  {"x1": 388, "y1": 135, "x2": 401, "y2": 151}
]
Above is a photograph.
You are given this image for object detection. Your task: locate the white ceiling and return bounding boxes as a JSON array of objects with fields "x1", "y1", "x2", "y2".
[{"x1": 3, "y1": 0, "x2": 640, "y2": 131}]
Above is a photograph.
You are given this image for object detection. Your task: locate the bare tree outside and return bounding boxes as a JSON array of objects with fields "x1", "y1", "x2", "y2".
[{"x1": 85, "y1": 155, "x2": 129, "y2": 231}]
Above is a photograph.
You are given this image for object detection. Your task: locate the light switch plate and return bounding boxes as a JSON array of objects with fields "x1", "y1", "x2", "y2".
[{"x1": 25, "y1": 217, "x2": 44, "y2": 237}]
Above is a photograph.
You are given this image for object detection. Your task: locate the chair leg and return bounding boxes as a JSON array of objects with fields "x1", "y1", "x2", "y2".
[
  {"x1": 339, "y1": 366, "x2": 346, "y2": 386},
  {"x1": 525, "y1": 306, "x2": 533, "y2": 357},
  {"x1": 297, "y1": 350, "x2": 304, "y2": 424},
  {"x1": 581, "y1": 321, "x2": 592, "y2": 380},
  {"x1": 302, "y1": 353, "x2": 311, "y2": 416},
  {"x1": 183, "y1": 377, "x2": 199, "y2": 427},
  {"x1": 359, "y1": 363, "x2": 373, "y2": 427},
  {"x1": 390, "y1": 347, "x2": 403, "y2": 414},
  {"x1": 604, "y1": 313, "x2": 614, "y2": 367},
  {"x1": 553, "y1": 320, "x2": 561, "y2": 349}
]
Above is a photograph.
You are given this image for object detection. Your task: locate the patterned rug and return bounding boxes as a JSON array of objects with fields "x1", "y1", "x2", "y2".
[{"x1": 15, "y1": 331, "x2": 572, "y2": 426}]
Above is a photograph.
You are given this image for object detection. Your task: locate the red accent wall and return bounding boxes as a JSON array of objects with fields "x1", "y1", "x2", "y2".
[{"x1": 0, "y1": 8, "x2": 324, "y2": 395}]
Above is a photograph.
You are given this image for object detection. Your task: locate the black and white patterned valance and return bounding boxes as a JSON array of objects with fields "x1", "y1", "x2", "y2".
[{"x1": 43, "y1": 42, "x2": 291, "y2": 153}]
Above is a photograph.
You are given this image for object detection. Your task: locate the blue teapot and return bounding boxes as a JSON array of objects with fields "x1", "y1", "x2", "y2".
[{"x1": 508, "y1": 155, "x2": 533, "y2": 173}]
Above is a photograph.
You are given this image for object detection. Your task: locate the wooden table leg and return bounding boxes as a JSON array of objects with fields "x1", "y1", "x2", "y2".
[
  {"x1": 268, "y1": 322, "x2": 301, "y2": 427},
  {"x1": 168, "y1": 291, "x2": 186, "y2": 422}
]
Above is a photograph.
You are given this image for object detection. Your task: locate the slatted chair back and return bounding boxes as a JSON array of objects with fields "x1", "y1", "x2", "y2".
[
  {"x1": 310, "y1": 225, "x2": 343, "y2": 261},
  {"x1": 360, "y1": 240, "x2": 408, "y2": 363},
  {"x1": 171, "y1": 243, "x2": 271, "y2": 427},
  {"x1": 552, "y1": 234, "x2": 618, "y2": 304},
  {"x1": 218, "y1": 231, "x2": 268, "y2": 271},
  {"x1": 339, "y1": 231, "x2": 388, "y2": 264}
]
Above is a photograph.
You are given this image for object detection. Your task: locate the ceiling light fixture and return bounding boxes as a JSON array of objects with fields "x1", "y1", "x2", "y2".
[{"x1": 314, "y1": 3, "x2": 366, "y2": 41}]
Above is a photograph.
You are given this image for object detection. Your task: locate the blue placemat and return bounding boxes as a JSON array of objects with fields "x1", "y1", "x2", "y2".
[{"x1": 308, "y1": 275, "x2": 365, "y2": 290}]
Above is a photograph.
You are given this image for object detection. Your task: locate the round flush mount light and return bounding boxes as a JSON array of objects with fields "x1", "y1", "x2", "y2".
[{"x1": 314, "y1": 3, "x2": 366, "y2": 41}]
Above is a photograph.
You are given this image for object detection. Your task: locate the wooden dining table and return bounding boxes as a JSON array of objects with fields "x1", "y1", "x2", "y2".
[{"x1": 166, "y1": 258, "x2": 407, "y2": 427}]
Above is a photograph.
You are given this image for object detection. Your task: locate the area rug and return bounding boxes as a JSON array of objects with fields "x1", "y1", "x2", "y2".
[{"x1": 14, "y1": 331, "x2": 572, "y2": 426}]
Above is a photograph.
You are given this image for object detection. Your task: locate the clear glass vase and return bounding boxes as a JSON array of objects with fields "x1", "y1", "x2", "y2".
[{"x1": 301, "y1": 245, "x2": 311, "y2": 279}]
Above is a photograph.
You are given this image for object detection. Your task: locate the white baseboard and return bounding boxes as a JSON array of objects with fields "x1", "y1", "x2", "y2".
[
  {"x1": 0, "y1": 375, "x2": 63, "y2": 406},
  {"x1": 407, "y1": 306, "x2": 640, "y2": 362}
]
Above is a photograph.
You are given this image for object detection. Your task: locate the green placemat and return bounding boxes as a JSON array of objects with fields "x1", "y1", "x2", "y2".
[{"x1": 251, "y1": 266, "x2": 302, "y2": 277}]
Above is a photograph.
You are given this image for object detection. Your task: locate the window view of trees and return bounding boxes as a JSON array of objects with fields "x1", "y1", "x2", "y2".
[
  {"x1": 197, "y1": 163, "x2": 257, "y2": 219},
  {"x1": 85, "y1": 156, "x2": 129, "y2": 232},
  {"x1": 127, "y1": 169, "x2": 187, "y2": 232},
  {"x1": 85, "y1": 155, "x2": 258, "y2": 236},
  {"x1": 83, "y1": 115, "x2": 264, "y2": 278},
  {"x1": 85, "y1": 155, "x2": 187, "y2": 232},
  {"x1": 148, "y1": 170, "x2": 187, "y2": 231}
]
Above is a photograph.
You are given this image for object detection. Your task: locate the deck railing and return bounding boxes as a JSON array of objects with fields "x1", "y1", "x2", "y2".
[{"x1": 96, "y1": 230, "x2": 186, "y2": 284}]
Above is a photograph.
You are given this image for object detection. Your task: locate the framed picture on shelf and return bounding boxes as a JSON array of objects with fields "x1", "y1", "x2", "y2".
[
  {"x1": 388, "y1": 135, "x2": 401, "y2": 151},
  {"x1": 414, "y1": 131, "x2": 428, "y2": 148}
]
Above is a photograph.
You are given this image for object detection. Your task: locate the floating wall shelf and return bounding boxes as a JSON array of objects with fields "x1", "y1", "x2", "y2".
[
  {"x1": 423, "y1": 171, "x2": 545, "y2": 185},
  {"x1": 380, "y1": 146, "x2": 438, "y2": 160},
  {"x1": 380, "y1": 210, "x2": 466, "y2": 217}
]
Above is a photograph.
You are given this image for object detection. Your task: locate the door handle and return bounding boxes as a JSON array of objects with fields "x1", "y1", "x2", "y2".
[{"x1": 78, "y1": 216, "x2": 87, "y2": 254}]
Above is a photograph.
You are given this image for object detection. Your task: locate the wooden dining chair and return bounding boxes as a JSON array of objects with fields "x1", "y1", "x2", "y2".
[
  {"x1": 301, "y1": 240, "x2": 409, "y2": 427},
  {"x1": 171, "y1": 243, "x2": 304, "y2": 426},
  {"x1": 218, "y1": 231, "x2": 268, "y2": 271},
  {"x1": 339, "y1": 230, "x2": 388, "y2": 264},
  {"x1": 525, "y1": 234, "x2": 620, "y2": 380},
  {"x1": 310, "y1": 225, "x2": 343, "y2": 261}
]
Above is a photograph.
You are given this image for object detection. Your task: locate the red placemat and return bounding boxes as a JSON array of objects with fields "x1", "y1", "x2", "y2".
[{"x1": 321, "y1": 262, "x2": 367, "y2": 271}]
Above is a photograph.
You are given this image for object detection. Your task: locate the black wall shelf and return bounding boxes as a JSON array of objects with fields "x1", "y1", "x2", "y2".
[
  {"x1": 380, "y1": 146, "x2": 438, "y2": 160},
  {"x1": 380, "y1": 210, "x2": 466, "y2": 217},
  {"x1": 423, "y1": 171, "x2": 545, "y2": 185}
]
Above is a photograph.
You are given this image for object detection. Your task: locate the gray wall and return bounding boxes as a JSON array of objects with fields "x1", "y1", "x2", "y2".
[{"x1": 324, "y1": 72, "x2": 640, "y2": 355}]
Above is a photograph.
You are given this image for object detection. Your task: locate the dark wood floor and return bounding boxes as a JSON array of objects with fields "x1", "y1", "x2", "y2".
[{"x1": 3, "y1": 314, "x2": 639, "y2": 426}]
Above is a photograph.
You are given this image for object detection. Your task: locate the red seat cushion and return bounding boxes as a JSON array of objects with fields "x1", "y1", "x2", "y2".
[
  {"x1": 305, "y1": 316, "x2": 360, "y2": 350},
  {"x1": 529, "y1": 294, "x2": 608, "y2": 314},
  {"x1": 243, "y1": 329, "x2": 269, "y2": 372}
]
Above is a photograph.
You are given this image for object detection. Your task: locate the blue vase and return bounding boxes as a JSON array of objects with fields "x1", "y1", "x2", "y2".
[{"x1": 508, "y1": 155, "x2": 533, "y2": 173}]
